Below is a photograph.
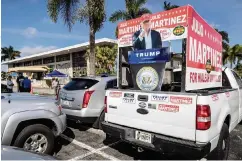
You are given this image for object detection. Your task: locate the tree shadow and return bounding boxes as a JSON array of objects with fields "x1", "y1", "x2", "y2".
[{"x1": 53, "y1": 127, "x2": 75, "y2": 155}]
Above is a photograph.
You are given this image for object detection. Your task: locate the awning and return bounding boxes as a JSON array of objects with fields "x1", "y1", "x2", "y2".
[{"x1": 8, "y1": 66, "x2": 50, "y2": 72}]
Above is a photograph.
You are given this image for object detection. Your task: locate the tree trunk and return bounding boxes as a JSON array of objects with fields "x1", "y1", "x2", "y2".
[
  {"x1": 87, "y1": 0, "x2": 96, "y2": 76},
  {"x1": 87, "y1": 24, "x2": 96, "y2": 76}
]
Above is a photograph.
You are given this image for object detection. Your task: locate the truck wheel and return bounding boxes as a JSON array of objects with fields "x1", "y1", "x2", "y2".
[
  {"x1": 14, "y1": 124, "x2": 55, "y2": 154},
  {"x1": 98, "y1": 111, "x2": 105, "y2": 130},
  {"x1": 212, "y1": 123, "x2": 230, "y2": 160}
]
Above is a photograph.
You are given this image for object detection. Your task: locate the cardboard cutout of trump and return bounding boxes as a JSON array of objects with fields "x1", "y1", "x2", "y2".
[{"x1": 132, "y1": 14, "x2": 162, "y2": 50}]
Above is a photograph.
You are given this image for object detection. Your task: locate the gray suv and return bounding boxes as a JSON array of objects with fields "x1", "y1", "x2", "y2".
[
  {"x1": 1, "y1": 92, "x2": 66, "y2": 154},
  {"x1": 57, "y1": 76, "x2": 117, "y2": 129}
]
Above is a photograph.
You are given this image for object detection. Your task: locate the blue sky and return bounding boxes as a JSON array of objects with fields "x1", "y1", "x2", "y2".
[{"x1": 1, "y1": 0, "x2": 242, "y2": 58}]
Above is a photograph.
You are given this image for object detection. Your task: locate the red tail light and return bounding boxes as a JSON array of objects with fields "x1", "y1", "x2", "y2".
[
  {"x1": 82, "y1": 90, "x2": 95, "y2": 108},
  {"x1": 104, "y1": 96, "x2": 107, "y2": 113},
  {"x1": 196, "y1": 105, "x2": 211, "y2": 130}
]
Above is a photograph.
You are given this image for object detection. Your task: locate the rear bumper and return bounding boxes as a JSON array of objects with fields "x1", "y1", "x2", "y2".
[{"x1": 102, "y1": 122, "x2": 211, "y2": 158}]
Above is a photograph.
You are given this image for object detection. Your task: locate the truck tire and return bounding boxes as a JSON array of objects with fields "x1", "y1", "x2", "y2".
[
  {"x1": 212, "y1": 123, "x2": 230, "y2": 160},
  {"x1": 13, "y1": 124, "x2": 55, "y2": 154},
  {"x1": 98, "y1": 111, "x2": 105, "y2": 130}
]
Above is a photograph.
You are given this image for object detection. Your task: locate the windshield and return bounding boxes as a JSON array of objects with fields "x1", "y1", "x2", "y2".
[{"x1": 63, "y1": 78, "x2": 99, "y2": 91}]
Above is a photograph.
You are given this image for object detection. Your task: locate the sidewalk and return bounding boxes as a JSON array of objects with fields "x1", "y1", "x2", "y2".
[{"x1": 13, "y1": 87, "x2": 55, "y2": 95}]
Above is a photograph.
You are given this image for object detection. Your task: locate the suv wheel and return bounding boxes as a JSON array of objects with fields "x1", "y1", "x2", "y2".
[{"x1": 14, "y1": 124, "x2": 55, "y2": 154}]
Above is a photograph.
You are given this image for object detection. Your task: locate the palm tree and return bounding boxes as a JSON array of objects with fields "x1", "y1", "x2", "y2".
[
  {"x1": 109, "y1": 0, "x2": 151, "y2": 37},
  {"x1": 1, "y1": 46, "x2": 21, "y2": 62},
  {"x1": 224, "y1": 44, "x2": 242, "y2": 68},
  {"x1": 47, "y1": 0, "x2": 106, "y2": 76},
  {"x1": 163, "y1": 1, "x2": 179, "y2": 10}
]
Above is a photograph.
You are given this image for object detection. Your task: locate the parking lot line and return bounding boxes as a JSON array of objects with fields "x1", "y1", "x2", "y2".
[
  {"x1": 69, "y1": 140, "x2": 121, "y2": 160},
  {"x1": 60, "y1": 134, "x2": 120, "y2": 160}
]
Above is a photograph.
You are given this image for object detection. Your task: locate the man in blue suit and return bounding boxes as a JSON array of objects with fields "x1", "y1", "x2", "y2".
[{"x1": 133, "y1": 14, "x2": 162, "y2": 50}]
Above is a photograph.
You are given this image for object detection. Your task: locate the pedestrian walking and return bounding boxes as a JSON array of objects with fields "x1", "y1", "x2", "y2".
[
  {"x1": 23, "y1": 77, "x2": 32, "y2": 92},
  {"x1": 16, "y1": 73, "x2": 24, "y2": 92},
  {"x1": 7, "y1": 76, "x2": 14, "y2": 93}
]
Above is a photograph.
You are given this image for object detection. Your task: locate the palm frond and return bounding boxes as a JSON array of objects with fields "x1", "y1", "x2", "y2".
[
  {"x1": 137, "y1": 8, "x2": 151, "y2": 17},
  {"x1": 136, "y1": 0, "x2": 147, "y2": 8},
  {"x1": 109, "y1": 10, "x2": 128, "y2": 22},
  {"x1": 47, "y1": 0, "x2": 80, "y2": 31}
]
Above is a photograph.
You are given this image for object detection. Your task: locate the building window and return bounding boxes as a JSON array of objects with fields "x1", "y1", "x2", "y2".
[
  {"x1": 56, "y1": 54, "x2": 70, "y2": 62},
  {"x1": 33, "y1": 59, "x2": 42, "y2": 66},
  {"x1": 24, "y1": 61, "x2": 32, "y2": 66},
  {"x1": 43, "y1": 57, "x2": 54, "y2": 64}
]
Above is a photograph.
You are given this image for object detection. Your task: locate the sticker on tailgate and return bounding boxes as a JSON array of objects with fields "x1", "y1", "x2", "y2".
[
  {"x1": 122, "y1": 98, "x2": 136, "y2": 104},
  {"x1": 151, "y1": 94, "x2": 169, "y2": 102},
  {"x1": 170, "y1": 96, "x2": 192, "y2": 104},
  {"x1": 158, "y1": 104, "x2": 179, "y2": 113},
  {"x1": 109, "y1": 91, "x2": 122, "y2": 98},
  {"x1": 124, "y1": 93, "x2": 134, "y2": 98}
]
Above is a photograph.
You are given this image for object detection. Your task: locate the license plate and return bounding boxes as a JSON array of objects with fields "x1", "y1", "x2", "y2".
[
  {"x1": 61, "y1": 99, "x2": 72, "y2": 107},
  {"x1": 135, "y1": 130, "x2": 152, "y2": 143}
]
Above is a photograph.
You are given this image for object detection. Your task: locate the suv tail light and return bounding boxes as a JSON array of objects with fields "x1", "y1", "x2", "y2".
[
  {"x1": 196, "y1": 105, "x2": 211, "y2": 130},
  {"x1": 82, "y1": 90, "x2": 95, "y2": 108},
  {"x1": 104, "y1": 96, "x2": 107, "y2": 113}
]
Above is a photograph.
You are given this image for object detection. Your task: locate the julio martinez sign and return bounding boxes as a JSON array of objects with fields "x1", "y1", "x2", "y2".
[{"x1": 128, "y1": 48, "x2": 170, "y2": 91}]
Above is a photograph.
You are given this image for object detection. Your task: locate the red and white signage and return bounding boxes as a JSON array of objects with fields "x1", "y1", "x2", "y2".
[
  {"x1": 158, "y1": 104, "x2": 179, "y2": 113},
  {"x1": 117, "y1": 5, "x2": 222, "y2": 91},
  {"x1": 109, "y1": 92, "x2": 122, "y2": 98},
  {"x1": 170, "y1": 96, "x2": 192, "y2": 104},
  {"x1": 118, "y1": 6, "x2": 189, "y2": 47},
  {"x1": 186, "y1": 6, "x2": 222, "y2": 90}
]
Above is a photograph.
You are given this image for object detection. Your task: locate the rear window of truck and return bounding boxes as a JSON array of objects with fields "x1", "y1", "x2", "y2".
[{"x1": 63, "y1": 78, "x2": 99, "y2": 90}]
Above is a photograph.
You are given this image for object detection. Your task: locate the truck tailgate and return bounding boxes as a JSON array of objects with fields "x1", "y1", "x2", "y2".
[{"x1": 105, "y1": 90, "x2": 198, "y2": 141}]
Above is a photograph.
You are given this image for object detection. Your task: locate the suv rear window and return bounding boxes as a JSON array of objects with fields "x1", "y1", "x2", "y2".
[{"x1": 63, "y1": 79, "x2": 99, "y2": 90}]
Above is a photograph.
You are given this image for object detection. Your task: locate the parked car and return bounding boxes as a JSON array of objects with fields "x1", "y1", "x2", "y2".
[
  {"x1": 1, "y1": 145, "x2": 58, "y2": 160},
  {"x1": 57, "y1": 76, "x2": 117, "y2": 129},
  {"x1": 1, "y1": 92, "x2": 66, "y2": 154},
  {"x1": 103, "y1": 68, "x2": 242, "y2": 159}
]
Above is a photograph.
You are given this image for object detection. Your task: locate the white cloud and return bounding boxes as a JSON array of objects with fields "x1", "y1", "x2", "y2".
[
  {"x1": 22, "y1": 27, "x2": 38, "y2": 38},
  {"x1": 2, "y1": 27, "x2": 86, "y2": 40},
  {"x1": 42, "y1": 17, "x2": 54, "y2": 25},
  {"x1": 209, "y1": 22, "x2": 220, "y2": 28},
  {"x1": 19, "y1": 45, "x2": 58, "y2": 57}
]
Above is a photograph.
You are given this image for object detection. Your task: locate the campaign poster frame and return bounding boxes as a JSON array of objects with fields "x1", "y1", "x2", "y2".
[{"x1": 117, "y1": 5, "x2": 222, "y2": 91}]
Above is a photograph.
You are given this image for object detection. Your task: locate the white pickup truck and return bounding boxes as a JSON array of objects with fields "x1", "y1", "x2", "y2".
[{"x1": 102, "y1": 67, "x2": 242, "y2": 159}]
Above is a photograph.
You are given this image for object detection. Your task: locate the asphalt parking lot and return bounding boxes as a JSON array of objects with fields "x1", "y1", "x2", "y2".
[{"x1": 53, "y1": 121, "x2": 242, "y2": 160}]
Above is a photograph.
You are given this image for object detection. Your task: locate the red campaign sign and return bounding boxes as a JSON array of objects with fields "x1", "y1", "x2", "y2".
[
  {"x1": 186, "y1": 6, "x2": 222, "y2": 90},
  {"x1": 118, "y1": 6, "x2": 189, "y2": 47}
]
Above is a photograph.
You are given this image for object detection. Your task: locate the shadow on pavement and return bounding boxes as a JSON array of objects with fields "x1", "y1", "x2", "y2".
[
  {"x1": 66, "y1": 119, "x2": 93, "y2": 132},
  {"x1": 103, "y1": 137, "x2": 194, "y2": 160},
  {"x1": 53, "y1": 127, "x2": 75, "y2": 155}
]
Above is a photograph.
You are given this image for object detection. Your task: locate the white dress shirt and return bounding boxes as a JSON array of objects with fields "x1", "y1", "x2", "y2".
[{"x1": 139, "y1": 30, "x2": 152, "y2": 49}]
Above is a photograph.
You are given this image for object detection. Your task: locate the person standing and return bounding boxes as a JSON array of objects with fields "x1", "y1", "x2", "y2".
[
  {"x1": 7, "y1": 76, "x2": 14, "y2": 93},
  {"x1": 16, "y1": 73, "x2": 25, "y2": 92},
  {"x1": 23, "y1": 77, "x2": 32, "y2": 93}
]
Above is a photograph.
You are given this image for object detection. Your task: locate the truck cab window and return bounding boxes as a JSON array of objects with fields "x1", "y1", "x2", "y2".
[
  {"x1": 222, "y1": 71, "x2": 232, "y2": 88},
  {"x1": 231, "y1": 71, "x2": 242, "y2": 88}
]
